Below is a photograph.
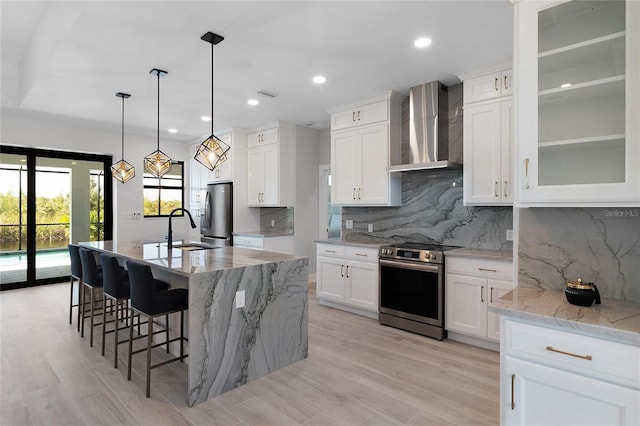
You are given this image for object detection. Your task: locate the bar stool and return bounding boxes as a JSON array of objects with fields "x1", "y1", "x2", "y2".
[
  {"x1": 99, "y1": 254, "x2": 169, "y2": 368},
  {"x1": 68, "y1": 244, "x2": 83, "y2": 330},
  {"x1": 126, "y1": 260, "x2": 188, "y2": 398},
  {"x1": 79, "y1": 247, "x2": 105, "y2": 347}
]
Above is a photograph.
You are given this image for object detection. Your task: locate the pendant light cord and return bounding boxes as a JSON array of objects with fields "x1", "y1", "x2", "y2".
[
  {"x1": 157, "y1": 71, "x2": 160, "y2": 151},
  {"x1": 211, "y1": 41, "x2": 214, "y2": 136},
  {"x1": 121, "y1": 95, "x2": 125, "y2": 158}
]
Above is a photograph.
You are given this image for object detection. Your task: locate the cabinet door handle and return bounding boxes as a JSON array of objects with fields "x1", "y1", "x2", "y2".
[
  {"x1": 358, "y1": 188, "x2": 361, "y2": 199},
  {"x1": 353, "y1": 188, "x2": 356, "y2": 200},
  {"x1": 352, "y1": 111, "x2": 356, "y2": 122},
  {"x1": 478, "y1": 268, "x2": 497, "y2": 272},
  {"x1": 495, "y1": 77, "x2": 499, "y2": 92},
  {"x1": 511, "y1": 374, "x2": 515, "y2": 410},
  {"x1": 357, "y1": 110, "x2": 361, "y2": 121},
  {"x1": 341, "y1": 265, "x2": 344, "y2": 277},
  {"x1": 504, "y1": 75, "x2": 508, "y2": 90},
  {"x1": 504, "y1": 181, "x2": 508, "y2": 198},
  {"x1": 524, "y1": 158, "x2": 530, "y2": 189},
  {"x1": 495, "y1": 181, "x2": 499, "y2": 197},
  {"x1": 346, "y1": 265, "x2": 350, "y2": 278},
  {"x1": 481, "y1": 285, "x2": 484, "y2": 302},
  {"x1": 490, "y1": 287, "x2": 494, "y2": 303},
  {"x1": 546, "y1": 346, "x2": 593, "y2": 361}
]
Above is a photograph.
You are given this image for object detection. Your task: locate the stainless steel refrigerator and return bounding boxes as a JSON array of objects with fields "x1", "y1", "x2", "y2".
[{"x1": 200, "y1": 182, "x2": 233, "y2": 246}]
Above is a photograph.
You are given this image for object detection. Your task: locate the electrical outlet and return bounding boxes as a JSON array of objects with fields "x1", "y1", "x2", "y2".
[
  {"x1": 271, "y1": 219, "x2": 275, "y2": 227},
  {"x1": 506, "y1": 229, "x2": 513, "y2": 241},
  {"x1": 345, "y1": 220, "x2": 353, "y2": 229},
  {"x1": 368, "y1": 223, "x2": 373, "y2": 232},
  {"x1": 235, "y1": 290, "x2": 245, "y2": 308}
]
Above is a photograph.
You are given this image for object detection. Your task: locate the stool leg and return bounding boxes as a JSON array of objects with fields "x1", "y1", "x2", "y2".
[
  {"x1": 146, "y1": 314, "x2": 153, "y2": 398},
  {"x1": 80, "y1": 284, "x2": 86, "y2": 337},
  {"x1": 179, "y1": 310, "x2": 184, "y2": 362},
  {"x1": 77, "y1": 279, "x2": 82, "y2": 332},
  {"x1": 114, "y1": 300, "x2": 120, "y2": 369},
  {"x1": 127, "y1": 308, "x2": 134, "y2": 381},
  {"x1": 165, "y1": 314, "x2": 170, "y2": 353},
  {"x1": 89, "y1": 287, "x2": 95, "y2": 347},
  {"x1": 101, "y1": 295, "x2": 107, "y2": 356},
  {"x1": 69, "y1": 277, "x2": 74, "y2": 324}
]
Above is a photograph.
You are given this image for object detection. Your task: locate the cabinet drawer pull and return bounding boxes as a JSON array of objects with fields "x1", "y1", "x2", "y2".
[
  {"x1": 495, "y1": 181, "x2": 499, "y2": 197},
  {"x1": 355, "y1": 253, "x2": 367, "y2": 257},
  {"x1": 481, "y1": 285, "x2": 484, "y2": 303},
  {"x1": 478, "y1": 268, "x2": 497, "y2": 272},
  {"x1": 546, "y1": 346, "x2": 593, "y2": 361},
  {"x1": 324, "y1": 250, "x2": 336, "y2": 253},
  {"x1": 511, "y1": 374, "x2": 515, "y2": 410},
  {"x1": 495, "y1": 77, "x2": 499, "y2": 92}
]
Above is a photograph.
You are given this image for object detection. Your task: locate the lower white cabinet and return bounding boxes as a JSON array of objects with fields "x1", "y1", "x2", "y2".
[
  {"x1": 445, "y1": 256, "x2": 513, "y2": 342},
  {"x1": 234, "y1": 235, "x2": 294, "y2": 255},
  {"x1": 316, "y1": 243, "x2": 378, "y2": 314},
  {"x1": 502, "y1": 319, "x2": 640, "y2": 426}
]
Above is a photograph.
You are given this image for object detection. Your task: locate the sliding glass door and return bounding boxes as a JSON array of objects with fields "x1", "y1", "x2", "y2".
[{"x1": 0, "y1": 146, "x2": 112, "y2": 289}]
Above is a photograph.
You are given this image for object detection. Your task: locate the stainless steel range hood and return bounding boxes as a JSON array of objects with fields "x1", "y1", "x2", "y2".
[{"x1": 388, "y1": 81, "x2": 461, "y2": 172}]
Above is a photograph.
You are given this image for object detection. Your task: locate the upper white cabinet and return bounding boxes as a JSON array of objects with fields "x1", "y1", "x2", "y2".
[
  {"x1": 247, "y1": 121, "x2": 295, "y2": 207},
  {"x1": 460, "y1": 66, "x2": 514, "y2": 205},
  {"x1": 463, "y1": 69, "x2": 513, "y2": 104},
  {"x1": 328, "y1": 92, "x2": 402, "y2": 207},
  {"x1": 514, "y1": 0, "x2": 640, "y2": 206}
]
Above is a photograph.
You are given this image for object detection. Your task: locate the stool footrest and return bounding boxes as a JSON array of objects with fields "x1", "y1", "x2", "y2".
[{"x1": 150, "y1": 354, "x2": 189, "y2": 370}]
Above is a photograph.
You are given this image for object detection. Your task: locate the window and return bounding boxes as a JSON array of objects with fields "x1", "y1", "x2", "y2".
[
  {"x1": 143, "y1": 162, "x2": 184, "y2": 217},
  {"x1": 89, "y1": 170, "x2": 104, "y2": 241}
]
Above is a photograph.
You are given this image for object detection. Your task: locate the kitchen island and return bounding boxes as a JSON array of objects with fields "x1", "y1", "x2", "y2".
[{"x1": 79, "y1": 240, "x2": 309, "y2": 406}]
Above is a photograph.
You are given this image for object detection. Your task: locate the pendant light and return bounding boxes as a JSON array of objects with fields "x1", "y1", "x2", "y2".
[
  {"x1": 144, "y1": 68, "x2": 172, "y2": 178},
  {"x1": 194, "y1": 31, "x2": 230, "y2": 171},
  {"x1": 111, "y1": 92, "x2": 135, "y2": 183}
]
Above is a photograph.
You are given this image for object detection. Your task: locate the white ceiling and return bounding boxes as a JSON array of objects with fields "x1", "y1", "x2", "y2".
[{"x1": 1, "y1": 1, "x2": 513, "y2": 143}]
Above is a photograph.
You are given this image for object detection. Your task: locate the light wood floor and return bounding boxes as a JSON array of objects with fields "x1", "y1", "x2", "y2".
[{"x1": 0, "y1": 282, "x2": 499, "y2": 425}]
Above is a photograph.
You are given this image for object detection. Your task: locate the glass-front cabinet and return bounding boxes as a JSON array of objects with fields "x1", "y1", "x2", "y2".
[{"x1": 514, "y1": 0, "x2": 640, "y2": 206}]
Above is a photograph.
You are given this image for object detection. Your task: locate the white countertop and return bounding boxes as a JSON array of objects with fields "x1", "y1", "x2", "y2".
[
  {"x1": 489, "y1": 287, "x2": 640, "y2": 346},
  {"x1": 444, "y1": 247, "x2": 513, "y2": 261},
  {"x1": 79, "y1": 240, "x2": 303, "y2": 277}
]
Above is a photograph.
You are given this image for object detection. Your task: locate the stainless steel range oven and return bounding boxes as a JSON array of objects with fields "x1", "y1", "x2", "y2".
[{"x1": 378, "y1": 242, "x2": 454, "y2": 340}]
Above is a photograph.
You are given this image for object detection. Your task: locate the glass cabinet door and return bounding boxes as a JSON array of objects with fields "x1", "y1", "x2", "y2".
[{"x1": 516, "y1": 0, "x2": 639, "y2": 205}]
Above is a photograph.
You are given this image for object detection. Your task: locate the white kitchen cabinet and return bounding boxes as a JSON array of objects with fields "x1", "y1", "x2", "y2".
[
  {"x1": 463, "y1": 68, "x2": 513, "y2": 104},
  {"x1": 514, "y1": 0, "x2": 640, "y2": 206},
  {"x1": 328, "y1": 91, "x2": 402, "y2": 207},
  {"x1": 445, "y1": 257, "x2": 513, "y2": 342},
  {"x1": 501, "y1": 319, "x2": 640, "y2": 425},
  {"x1": 234, "y1": 234, "x2": 294, "y2": 254},
  {"x1": 316, "y1": 243, "x2": 379, "y2": 315},
  {"x1": 247, "y1": 122, "x2": 294, "y2": 207},
  {"x1": 462, "y1": 98, "x2": 514, "y2": 205}
]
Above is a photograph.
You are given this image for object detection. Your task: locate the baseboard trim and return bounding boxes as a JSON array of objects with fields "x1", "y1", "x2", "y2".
[
  {"x1": 317, "y1": 298, "x2": 378, "y2": 320},
  {"x1": 447, "y1": 331, "x2": 499, "y2": 352}
]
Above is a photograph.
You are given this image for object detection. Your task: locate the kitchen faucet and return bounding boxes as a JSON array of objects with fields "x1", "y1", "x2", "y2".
[{"x1": 167, "y1": 208, "x2": 197, "y2": 249}]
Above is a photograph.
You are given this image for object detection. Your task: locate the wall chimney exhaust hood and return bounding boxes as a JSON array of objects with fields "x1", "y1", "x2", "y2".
[{"x1": 388, "y1": 81, "x2": 461, "y2": 172}]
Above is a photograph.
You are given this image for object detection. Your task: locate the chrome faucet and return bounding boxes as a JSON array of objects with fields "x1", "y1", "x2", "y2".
[{"x1": 167, "y1": 208, "x2": 197, "y2": 249}]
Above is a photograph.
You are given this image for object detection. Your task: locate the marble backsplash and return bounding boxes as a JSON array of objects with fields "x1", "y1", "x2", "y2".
[
  {"x1": 518, "y1": 207, "x2": 640, "y2": 303},
  {"x1": 341, "y1": 169, "x2": 513, "y2": 250},
  {"x1": 259, "y1": 207, "x2": 294, "y2": 234}
]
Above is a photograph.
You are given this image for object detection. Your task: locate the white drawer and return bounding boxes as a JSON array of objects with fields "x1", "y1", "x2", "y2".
[
  {"x1": 504, "y1": 319, "x2": 640, "y2": 389},
  {"x1": 234, "y1": 236, "x2": 264, "y2": 250},
  {"x1": 446, "y1": 257, "x2": 512, "y2": 280},
  {"x1": 345, "y1": 246, "x2": 378, "y2": 262},
  {"x1": 316, "y1": 243, "x2": 345, "y2": 258}
]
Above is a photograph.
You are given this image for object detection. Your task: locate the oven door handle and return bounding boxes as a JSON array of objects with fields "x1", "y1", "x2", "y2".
[{"x1": 379, "y1": 258, "x2": 441, "y2": 273}]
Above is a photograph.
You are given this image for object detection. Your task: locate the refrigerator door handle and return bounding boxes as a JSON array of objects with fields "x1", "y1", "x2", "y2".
[{"x1": 202, "y1": 190, "x2": 211, "y2": 232}]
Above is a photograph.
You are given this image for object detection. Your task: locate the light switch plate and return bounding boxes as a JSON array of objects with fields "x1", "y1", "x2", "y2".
[
  {"x1": 368, "y1": 224, "x2": 373, "y2": 232},
  {"x1": 235, "y1": 291, "x2": 245, "y2": 308},
  {"x1": 345, "y1": 220, "x2": 353, "y2": 229}
]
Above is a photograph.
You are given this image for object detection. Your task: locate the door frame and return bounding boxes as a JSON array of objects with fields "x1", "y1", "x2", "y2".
[{"x1": 0, "y1": 144, "x2": 113, "y2": 290}]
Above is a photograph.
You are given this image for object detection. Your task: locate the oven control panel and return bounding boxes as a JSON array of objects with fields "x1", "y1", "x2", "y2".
[{"x1": 379, "y1": 245, "x2": 443, "y2": 264}]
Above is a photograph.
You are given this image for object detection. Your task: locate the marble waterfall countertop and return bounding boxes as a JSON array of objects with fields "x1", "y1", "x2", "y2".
[
  {"x1": 79, "y1": 240, "x2": 309, "y2": 406},
  {"x1": 489, "y1": 287, "x2": 640, "y2": 346}
]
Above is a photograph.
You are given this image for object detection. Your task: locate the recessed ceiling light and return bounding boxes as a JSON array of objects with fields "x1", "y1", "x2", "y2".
[
  {"x1": 560, "y1": 83, "x2": 572, "y2": 88},
  {"x1": 414, "y1": 37, "x2": 432, "y2": 48},
  {"x1": 201, "y1": 116, "x2": 211, "y2": 122},
  {"x1": 168, "y1": 128, "x2": 178, "y2": 133},
  {"x1": 312, "y1": 75, "x2": 327, "y2": 84},
  {"x1": 248, "y1": 99, "x2": 259, "y2": 106}
]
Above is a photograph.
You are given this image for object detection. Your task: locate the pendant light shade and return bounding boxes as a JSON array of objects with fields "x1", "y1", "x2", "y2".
[
  {"x1": 144, "y1": 68, "x2": 172, "y2": 178},
  {"x1": 194, "y1": 31, "x2": 230, "y2": 171},
  {"x1": 111, "y1": 92, "x2": 135, "y2": 184}
]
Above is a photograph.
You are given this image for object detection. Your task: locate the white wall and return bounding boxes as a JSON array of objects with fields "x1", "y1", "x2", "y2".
[
  {"x1": 318, "y1": 128, "x2": 331, "y2": 165},
  {"x1": 294, "y1": 125, "x2": 321, "y2": 274},
  {"x1": 1, "y1": 109, "x2": 195, "y2": 242}
]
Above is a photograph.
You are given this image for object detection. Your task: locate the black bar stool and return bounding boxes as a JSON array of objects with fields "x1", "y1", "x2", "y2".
[
  {"x1": 78, "y1": 247, "x2": 105, "y2": 347},
  {"x1": 100, "y1": 254, "x2": 170, "y2": 368},
  {"x1": 126, "y1": 260, "x2": 188, "y2": 398}
]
